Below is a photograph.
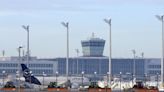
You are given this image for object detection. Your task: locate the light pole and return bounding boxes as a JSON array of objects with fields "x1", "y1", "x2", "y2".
[
  {"x1": 107, "y1": 72, "x2": 110, "y2": 88},
  {"x1": 42, "y1": 72, "x2": 46, "y2": 88},
  {"x1": 61, "y1": 22, "x2": 69, "y2": 81},
  {"x1": 16, "y1": 71, "x2": 20, "y2": 92},
  {"x1": 30, "y1": 73, "x2": 33, "y2": 92},
  {"x1": 132, "y1": 50, "x2": 136, "y2": 81},
  {"x1": 120, "y1": 72, "x2": 122, "y2": 92},
  {"x1": 22, "y1": 25, "x2": 30, "y2": 67},
  {"x1": 104, "y1": 18, "x2": 112, "y2": 88},
  {"x1": 94, "y1": 72, "x2": 97, "y2": 92},
  {"x1": 157, "y1": 73, "x2": 159, "y2": 87},
  {"x1": 94, "y1": 72, "x2": 97, "y2": 82},
  {"x1": 155, "y1": 15, "x2": 164, "y2": 86},
  {"x1": 42, "y1": 72, "x2": 44, "y2": 88},
  {"x1": 16, "y1": 70, "x2": 19, "y2": 83},
  {"x1": 81, "y1": 71, "x2": 84, "y2": 88},
  {"x1": 144, "y1": 73, "x2": 147, "y2": 86},
  {"x1": 75, "y1": 49, "x2": 79, "y2": 75},
  {"x1": 2, "y1": 70, "x2": 5, "y2": 87},
  {"x1": 18, "y1": 46, "x2": 23, "y2": 70},
  {"x1": 56, "y1": 71, "x2": 58, "y2": 86},
  {"x1": 17, "y1": 46, "x2": 23, "y2": 91},
  {"x1": 132, "y1": 73, "x2": 134, "y2": 86},
  {"x1": 29, "y1": 71, "x2": 32, "y2": 84},
  {"x1": 141, "y1": 52, "x2": 147, "y2": 78}
]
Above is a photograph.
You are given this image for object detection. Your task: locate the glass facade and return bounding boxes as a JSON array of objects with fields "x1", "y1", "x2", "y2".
[
  {"x1": 0, "y1": 60, "x2": 56, "y2": 76},
  {"x1": 55, "y1": 57, "x2": 145, "y2": 77},
  {"x1": 0, "y1": 57, "x2": 161, "y2": 78},
  {"x1": 145, "y1": 59, "x2": 161, "y2": 75}
]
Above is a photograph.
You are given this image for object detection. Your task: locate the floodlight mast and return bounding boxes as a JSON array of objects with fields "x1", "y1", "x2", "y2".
[
  {"x1": 18, "y1": 46, "x2": 23, "y2": 92},
  {"x1": 75, "y1": 49, "x2": 79, "y2": 74},
  {"x1": 132, "y1": 49, "x2": 136, "y2": 77},
  {"x1": 104, "y1": 18, "x2": 112, "y2": 88},
  {"x1": 22, "y1": 25, "x2": 30, "y2": 67},
  {"x1": 61, "y1": 22, "x2": 69, "y2": 81},
  {"x1": 156, "y1": 15, "x2": 164, "y2": 86}
]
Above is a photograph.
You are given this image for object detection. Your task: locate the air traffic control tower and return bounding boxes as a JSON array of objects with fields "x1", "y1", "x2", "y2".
[{"x1": 81, "y1": 34, "x2": 105, "y2": 57}]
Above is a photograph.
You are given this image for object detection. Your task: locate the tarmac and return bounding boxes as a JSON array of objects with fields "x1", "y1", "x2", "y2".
[
  {"x1": 0, "y1": 89, "x2": 163, "y2": 92},
  {"x1": 0, "y1": 88, "x2": 122, "y2": 92},
  {"x1": 0, "y1": 89, "x2": 145, "y2": 92}
]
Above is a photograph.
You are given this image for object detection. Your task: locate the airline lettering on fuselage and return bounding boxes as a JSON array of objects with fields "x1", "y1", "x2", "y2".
[{"x1": 71, "y1": 77, "x2": 84, "y2": 82}]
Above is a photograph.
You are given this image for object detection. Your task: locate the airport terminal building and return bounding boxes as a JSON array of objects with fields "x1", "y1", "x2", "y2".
[
  {"x1": 54, "y1": 36, "x2": 146, "y2": 77},
  {"x1": 0, "y1": 36, "x2": 161, "y2": 79}
]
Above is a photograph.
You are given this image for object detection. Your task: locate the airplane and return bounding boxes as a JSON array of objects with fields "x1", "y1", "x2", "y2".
[{"x1": 20, "y1": 63, "x2": 90, "y2": 88}]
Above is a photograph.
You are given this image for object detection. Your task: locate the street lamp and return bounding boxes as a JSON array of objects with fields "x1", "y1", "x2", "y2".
[
  {"x1": 22, "y1": 25, "x2": 30, "y2": 67},
  {"x1": 75, "y1": 49, "x2": 79, "y2": 75},
  {"x1": 56, "y1": 71, "x2": 58, "y2": 86},
  {"x1": 2, "y1": 70, "x2": 6, "y2": 87},
  {"x1": 131, "y1": 73, "x2": 134, "y2": 86},
  {"x1": 17, "y1": 46, "x2": 23, "y2": 92},
  {"x1": 16, "y1": 71, "x2": 20, "y2": 92},
  {"x1": 30, "y1": 73, "x2": 33, "y2": 92},
  {"x1": 104, "y1": 18, "x2": 112, "y2": 88},
  {"x1": 120, "y1": 72, "x2": 122, "y2": 92},
  {"x1": 94, "y1": 71, "x2": 97, "y2": 92},
  {"x1": 29, "y1": 71, "x2": 32, "y2": 84},
  {"x1": 107, "y1": 72, "x2": 110, "y2": 88},
  {"x1": 155, "y1": 15, "x2": 164, "y2": 86},
  {"x1": 94, "y1": 71, "x2": 97, "y2": 81},
  {"x1": 157, "y1": 73, "x2": 159, "y2": 87},
  {"x1": 132, "y1": 50, "x2": 136, "y2": 80},
  {"x1": 16, "y1": 70, "x2": 19, "y2": 81},
  {"x1": 144, "y1": 73, "x2": 147, "y2": 86},
  {"x1": 42, "y1": 72, "x2": 47, "y2": 88},
  {"x1": 61, "y1": 22, "x2": 69, "y2": 81},
  {"x1": 18, "y1": 46, "x2": 23, "y2": 67},
  {"x1": 81, "y1": 71, "x2": 84, "y2": 88}
]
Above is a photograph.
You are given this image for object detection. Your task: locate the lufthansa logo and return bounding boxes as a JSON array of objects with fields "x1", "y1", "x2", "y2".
[{"x1": 23, "y1": 69, "x2": 31, "y2": 77}]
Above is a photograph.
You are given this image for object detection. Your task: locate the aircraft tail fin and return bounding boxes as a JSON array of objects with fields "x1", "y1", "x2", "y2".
[{"x1": 20, "y1": 64, "x2": 41, "y2": 85}]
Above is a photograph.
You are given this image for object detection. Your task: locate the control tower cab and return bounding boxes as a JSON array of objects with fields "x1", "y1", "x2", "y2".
[{"x1": 81, "y1": 34, "x2": 105, "y2": 57}]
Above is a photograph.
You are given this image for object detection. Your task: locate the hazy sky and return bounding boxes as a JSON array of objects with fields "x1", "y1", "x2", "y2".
[{"x1": 0, "y1": 0, "x2": 164, "y2": 58}]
